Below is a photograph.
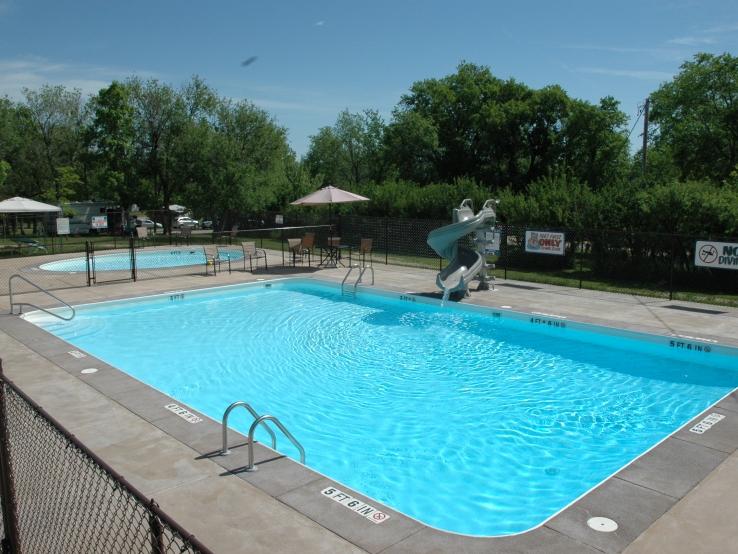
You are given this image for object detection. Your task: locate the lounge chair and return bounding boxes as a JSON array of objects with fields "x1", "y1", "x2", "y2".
[
  {"x1": 359, "y1": 238, "x2": 373, "y2": 267},
  {"x1": 14, "y1": 238, "x2": 47, "y2": 252},
  {"x1": 301, "y1": 233, "x2": 315, "y2": 266},
  {"x1": 203, "y1": 244, "x2": 223, "y2": 275},
  {"x1": 242, "y1": 241, "x2": 268, "y2": 272},
  {"x1": 135, "y1": 226, "x2": 148, "y2": 246},
  {"x1": 287, "y1": 238, "x2": 304, "y2": 266},
  {"x1": 176, "y1": 227, "x2": 192, "y2": 245}
]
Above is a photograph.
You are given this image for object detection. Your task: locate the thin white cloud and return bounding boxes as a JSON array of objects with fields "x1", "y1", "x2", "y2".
[
  {"x1": 666, "y1": 21, "x2": 738, "y2": 47},
  {"x1": 564, "y1": 44, "x2": 686, "y2": 62},
  {"x1": 314, "y1": 20, "x2": 325, "y2": 27},
  {"x1": 252, "y1": 97, "x2": 336, "y2": 113},
  {"x1": 701, "y1": 23, "x2": 738, "y2": 34},
  {"x1": 566, "y1": 44, "x2": 668, "y2": 55},
  {"x1": 244, "y1": 87, "x2": 396, "y2": 118},
  {"x1": 0, "y1": 56, "x2": 156, "y2": 100},
  {"x1": 575, "y1": 67, "x2": 674, "y2": 81},
  {"x1": 667, "y1": 36, "x2": 716, "y2": 46}
]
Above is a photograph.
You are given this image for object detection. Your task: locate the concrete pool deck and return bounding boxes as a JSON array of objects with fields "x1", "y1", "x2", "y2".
[{"x1": 1, "y1": 262, "x2": 738, "y2": 553}]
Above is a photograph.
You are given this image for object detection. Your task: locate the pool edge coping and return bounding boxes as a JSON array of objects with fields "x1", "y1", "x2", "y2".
[{"x1": 3, "y1": 274, "x2": 738, "y2": 553}]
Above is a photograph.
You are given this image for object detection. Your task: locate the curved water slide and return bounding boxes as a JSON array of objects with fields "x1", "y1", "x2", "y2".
[{"x1": 427, "y1": 199, "x2": 497, "y2": 300}]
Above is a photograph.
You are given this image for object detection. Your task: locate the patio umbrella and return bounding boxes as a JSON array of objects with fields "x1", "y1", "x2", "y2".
[{"x1": 290, "y1": 185, "x2": 369, "y2": 237}]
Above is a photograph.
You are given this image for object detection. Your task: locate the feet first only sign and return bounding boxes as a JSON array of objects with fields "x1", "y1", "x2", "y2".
[
  {"x1": 695, "y1": 241, "x2": 738, "y2": 270},
  {"x1": 525, "y1": 231, "x2": 566, "y2": 256}
]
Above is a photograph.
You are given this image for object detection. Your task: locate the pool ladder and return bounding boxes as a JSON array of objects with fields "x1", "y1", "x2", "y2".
[
  {"x1": 341, "y1": 264, "x2": 374, "y2": 293},
  {"x1": 221, "y1": 401, "x2": 305, "y2": 471},
  {"x1": 8, "y1": 274, "x2": 75, "y2": 321}
]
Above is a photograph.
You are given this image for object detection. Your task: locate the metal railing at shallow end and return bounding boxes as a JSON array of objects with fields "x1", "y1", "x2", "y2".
[
  {"x1": 8, "y1": 274, "x2": 75, "y2": 320},
  {"x1": 246, "y1": 414, "x2": 305, "y2": 472}
]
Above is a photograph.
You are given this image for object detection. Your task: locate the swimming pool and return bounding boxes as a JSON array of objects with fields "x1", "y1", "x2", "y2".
[
  {"x1": 38, "y1": 248, "x2": 244, "y2": 272},
  {"x1": 25, "y1": 279, "x2": 738, "y2": 536}
]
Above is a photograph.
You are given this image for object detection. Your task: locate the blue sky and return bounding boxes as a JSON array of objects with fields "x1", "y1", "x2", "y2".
[{"x1": 1, "y1": 0, "x2": 737, "y2": 157}]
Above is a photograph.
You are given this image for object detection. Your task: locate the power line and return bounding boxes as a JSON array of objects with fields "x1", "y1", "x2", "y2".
[
  {"x1": 627, "y1": 104, "x2": 645, "y2": 141},
  {"x1": 642, "y1": 97, "x2": 650, "y2": 174}
]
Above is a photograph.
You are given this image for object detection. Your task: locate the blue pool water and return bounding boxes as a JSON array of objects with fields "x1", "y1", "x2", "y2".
[
  {"x1": 26, "y1": 279, "x2": 738, "y2": 536},
  {"x1": 38, "y1": 248, "x2": 244, "y2": 272}
]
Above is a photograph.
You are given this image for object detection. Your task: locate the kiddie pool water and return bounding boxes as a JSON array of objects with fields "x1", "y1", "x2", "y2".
[
  {"x1": 38, "y1": 248, "x2": 244, "y2": 272},
  {"x1": 25, "y1": 279, "x2": 738, "y2": 536}
]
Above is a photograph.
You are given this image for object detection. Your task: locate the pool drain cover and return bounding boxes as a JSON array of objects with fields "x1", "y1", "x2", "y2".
[
  {"x1": 587, "y1": 517, "x2": 618, "y2": 532},
  {"x1": 80, "y1": 368, "x2": 98, "y2": 375}
]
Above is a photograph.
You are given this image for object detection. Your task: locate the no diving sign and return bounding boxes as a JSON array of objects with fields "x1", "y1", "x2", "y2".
[
  {"x1": 695, "y1": 241, "x2": 738, "y2": 270},
  {"x1": 321, "y1": 487, "x2": 390, "y2": 524}
]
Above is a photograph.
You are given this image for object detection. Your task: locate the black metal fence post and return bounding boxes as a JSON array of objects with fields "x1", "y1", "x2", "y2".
[
  {"x1": 85, "y1": 241, "x2": 93, "y2": 286},
  {"x1": 500, "y1": 225, "x2": 510, "y2": 281},
  {"x1": 578, "y1": 232, "x2": 584, "y2": 289},
  {"x1": 149, "y1": 500, "x2": 164, "y2": 553},
  {"x1": 0, "y1": 360, "x2": 21, "y2": 554},
  {"x1": 384, "y1": 217, "x2": 389, "y2": 265},
  {"x1": 669, "y1": 235, "x2": 676, "y2": 301},
  {"x1": 129, "y1": 238, "x2": 137, "y2": 282}
]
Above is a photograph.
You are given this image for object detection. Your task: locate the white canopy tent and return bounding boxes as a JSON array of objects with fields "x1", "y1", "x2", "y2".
[
  {"x1": 0, "y1": 197, "x2": 61, "y2": 240},
  {"x1": 0, "y1": 197, "x2": 62, "y2": 213}
]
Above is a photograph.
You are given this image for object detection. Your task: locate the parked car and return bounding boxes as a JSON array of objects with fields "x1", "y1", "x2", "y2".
[
  {"x1": 135, "y1": 218, "x2": 163, "y2": 233},
  {"x1": 173, "y1": 216, "x2": 199, "y2": 229},
  {"x1": 201, "y1": 220, "x2": 213, "y2": 229}
]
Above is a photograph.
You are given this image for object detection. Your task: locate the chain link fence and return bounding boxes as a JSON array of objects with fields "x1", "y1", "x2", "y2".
[
  {"x1": 0, "y1": 363, "x2": 212, "y2": 554},
  {"x1": 2, "y1": 208, "x2": 738, "y2": 304}
]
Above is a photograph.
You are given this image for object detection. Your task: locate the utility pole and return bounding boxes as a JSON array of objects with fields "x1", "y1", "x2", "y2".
[{"x1": 642, "y1": 97, "x2": 650, "y2": 174}]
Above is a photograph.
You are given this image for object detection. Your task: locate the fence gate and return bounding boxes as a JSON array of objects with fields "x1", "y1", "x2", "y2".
[{"x1": 86, "y1": 239, "x2": 136, "y2": 286}]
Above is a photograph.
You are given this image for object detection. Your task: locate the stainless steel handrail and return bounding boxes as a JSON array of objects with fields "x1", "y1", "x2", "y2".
[
  {"x1": 354, "y1": 266, "x2": 374, "y2": 289},
  {"x1": 481, "y1": 198, "x2": 498, "y2": 210},
  {"x1": 245, "y1": 414, "x2": 305, "y2": 471},
  {"x1": 8, "y1": 274, "x2": 75, "y2": 321},
  {"x1": 341, "y1": 265, "x2": 357, "y2": 289},
  {"x1": 221, "y1": 401, "x2": 277, "y2": 455}
]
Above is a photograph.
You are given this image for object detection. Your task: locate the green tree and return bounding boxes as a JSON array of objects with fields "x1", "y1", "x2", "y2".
[
  {"x1": 650, "y1": 52, "x2": 738, "y2": 182},
  {"x1": 86, "y1": 81, "x2": 135, "y2": 206},
  {"x1": 180, "y1": 97, "x2": 294, "y2": 228},
  {"x1": 127, "y1": 77, "x2": 186, "y2": 227},
  {"x1": 561, "y1": 97, "x2": 629, "y2": 189},
  {"x1": 0, "y1": 97, "x2": 17, "y2": 193},
  {"x1": 0, "y1": 160, "x2": 9, "y2": 189},
  {"x1": 22, "y1": 85, "x2": 85, "y2": 202},
  {"x1": 395, "y1": 62, "x2": 628, "y2": 191},
  {"x1": 304, "y1": 109, "x2": 389, "y2": 187},
  {"x1": 384, "y1": 110, "x2": 439, "y2": 184},
  {"x1": 497, "y1": 172, "x2": 595, "y2": 229}
]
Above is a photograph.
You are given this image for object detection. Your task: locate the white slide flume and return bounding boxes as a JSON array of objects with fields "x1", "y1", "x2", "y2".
[{"x1": 427, "y1": 199, "x2": 497, "y2": 301}]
